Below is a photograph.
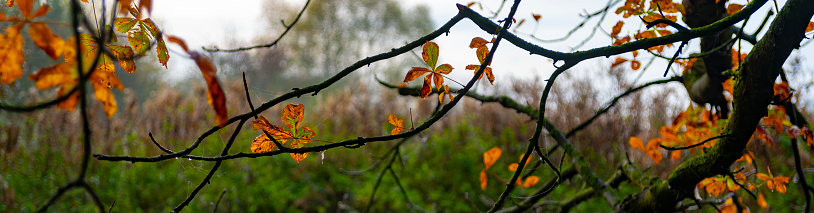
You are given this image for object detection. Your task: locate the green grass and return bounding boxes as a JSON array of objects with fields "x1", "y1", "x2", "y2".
[{"x1": 1, "y1": 114, "x2": 807, "y2": 212}]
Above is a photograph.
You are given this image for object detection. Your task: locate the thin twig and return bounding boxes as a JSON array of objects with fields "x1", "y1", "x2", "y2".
[
  {"x1": 204, "y1": 0, "x2": 311, "y2": 52},
  {"x1": 660, "y1": 134, "x2": 732, "y2": 150}
]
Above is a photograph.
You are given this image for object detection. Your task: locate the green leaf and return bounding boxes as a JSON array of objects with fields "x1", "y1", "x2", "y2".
[
  {"x1": 156, "y1": 38, "x2": 169, "y2": 68},
  {"x1": 140, "y1": 18, "x2": 160, "y2": 38},
  {"x1": 114, "y1": 17, "x2": 138, "y2": 33},
  {"x1": 106, "y1": 44, "x2": 136, "y2": 73},
  {"x1": 128, "y1": 30, "x2": 150, "y2": 55},
  {"x1": 422, "y1": 41, "x2": 439, "y2": 69}
]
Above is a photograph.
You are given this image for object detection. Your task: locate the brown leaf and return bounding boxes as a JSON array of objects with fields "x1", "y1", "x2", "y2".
[
  {"x1": 726, "y1": 3, "x2": 744, "y2": 16},
  {"x1": 611, "y1": 21, "x2": 624, "y2": 39},
  {"x1": 531, "y1": 13, "x2": 541, "y2": 21},
  {"x1": 806, "y1": 21, "x2": 814, "y2": 32},
  {"x1": 166, "y1": 35, "x2": 189, "y2": 52},
  {"x1": 191, "y1": 52, "x2": 227, "y2": 127}
]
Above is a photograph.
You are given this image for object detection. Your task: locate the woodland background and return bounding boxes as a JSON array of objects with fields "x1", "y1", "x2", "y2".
[{"x1": 0, "y1": 0, "x2": 813, "y2": 212}]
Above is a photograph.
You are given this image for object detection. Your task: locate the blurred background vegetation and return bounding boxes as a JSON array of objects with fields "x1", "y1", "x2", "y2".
[{"x1": 0, "y1": 0, "x2": 812, "y2": 212}]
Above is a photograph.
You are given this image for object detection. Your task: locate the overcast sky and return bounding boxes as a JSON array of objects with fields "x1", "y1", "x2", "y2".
[{"x1": 147, "y1": 0, "x2": 812, "y2": 88}]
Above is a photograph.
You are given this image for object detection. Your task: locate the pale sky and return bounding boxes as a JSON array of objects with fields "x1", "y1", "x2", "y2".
[{"x1": 145, "y1": 0, "x2": 811, "y2": 89}]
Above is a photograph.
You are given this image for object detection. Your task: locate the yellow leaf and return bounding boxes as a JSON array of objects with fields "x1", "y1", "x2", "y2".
[{"x1": 483, "y1": 147, "x2": 502, "y2": 170}]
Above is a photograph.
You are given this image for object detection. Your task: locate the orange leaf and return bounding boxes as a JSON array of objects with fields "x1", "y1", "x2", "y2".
[
  {"x1": 773, "y1": 81, "x2": 791, "y2": 100},
  {"x1": 476, "y1": 46, "x2": 489, "y2": 64},
  {"x1": 722, "y1": 78, "x2": 734, "y2": 95},
  {"x1": 91, "y1": 74, "x2": 119, "y2": 118},
  {"x1": 282, "y1": 104, "x2": 305, "y2": 130},
  {"x1": 758, "y1": 193, "x2": 768, "y2": 208},
  {"x1": 404, "y1": 67, "x2": 432, "y2": 83},
  {"x1": 613, "y1": 36, "x2": 631, "y2": 46},
  {"x1": 138, "y1": 0, "x2": 152, "y2": 18},
  {"x1": 647, "y1": 149, "x2": 663, "y2": 164},
  {"x1": 5, "y1": 0, "x2": 11, "y2": 7},
  {"x1": 628, "y1": 136, "x2": 645, "y2": 151},
  {"x1": 469, "y1": 37, "x2": 489, "y2": 49},
  {"x1": 29, "y1": 63, "x2": 74, "y2": 89},
  {"x1": 290, "y1": 153, "x2": 308, "y2": 163},
  {"x1": 480, "y1": 170, "x2": 488, "y2": 190},
  {"x1": 106, "y1": 44, "x2": 137, "y2": 73},
  {"x1": 521, "y1": 176, "x2": 540, "y2": 187},
  {"x1": 388, "y1": 114, "x2": 404, "y2": 135},
  {"x1": 634, "y1": 30, "x2": 657, "y2": 40},
  {"x1": 755, "y1": 126, "x2": 775, "y2": 146},
  {"x1": 611, "y1": 21, "x2": 624, "y2": 39},
  {"x1": 191, "y1": 52, "x2": 228, "y2": 127},
  {"x1": 28, "y1": 23, "x2": 64, "y2": 60},
  {"x1": 118, "y1": 0, "x2": 133, "y2": 14},
  {"x1": 166, "y1": 35, "x2": 189, "y2": 52},
  {"x1": 483, "y1": 147, "x2": 502, "y2": 170},
  {"x1": 0, "y1": 24, "x2": 24, "y2": 84},
  {"x1": 16, "y1": 0, "x2": 32, "y2": 18},
  {"x1": 727, "y1": 3, "x2": 744, "y2": 16},
  {"x1": 611, "y1": 57, "x2": 628, "y2": 68},
  {"x1": 802, "y1": 127, "x2": 814, "y2": 147},
  {"x1": 806, "y1": 21, "x2": 814, "y2": 33},
  {"x1": 250, "y1": 134, "x2": 276, "y2": 153},
  {"x1": 420, "y1": 75, "x2": 432, "y2": 98},
  {"x1": 670, "y1": 150, "x2": 681, "y2": 161},
  {"x1": 252, "y1": 115, "x2": 294, "y2": 140},
  {"x1": 508, "y1": 163, "x2": 519, "y2": 172},
  {"x1": 630, "y1": 60, "x2": 641, "y2": 70},
  {"x1": 657, "y1": 30, "x2": 672, "y2": 36}
]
